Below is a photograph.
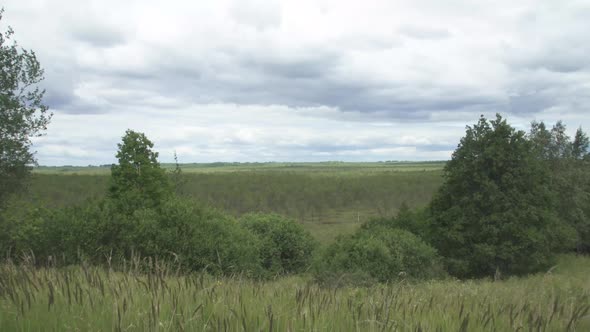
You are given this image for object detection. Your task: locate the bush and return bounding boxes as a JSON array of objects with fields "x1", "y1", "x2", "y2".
[
  {"x1": 362, "y1": 203, "x2": 432, "y2": 243},
  {"x1": 240, "y1": 213, "x2": 316, "y2": 275},
  {"x1": 314, "y1": 226, "x2": 443, "y2": 286},
  {"x1": 0, "y1": 197, "x2": 264, "y2": 276},
  {"x1": 0, "y1": 199, "x2": 50, "y2": 260},
  {"x1": 145, "y1": 198, "x2": 262, "y2": 276}
]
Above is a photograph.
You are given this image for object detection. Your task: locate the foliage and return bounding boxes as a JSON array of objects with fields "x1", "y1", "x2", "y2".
[
  {"x1": 132, "y1": 198, "x2": 262, "y2": 276},
  {"x1": 529, "y1": 122, "x2": 590, "y2": 253},
  {"x1": 0, "y1": 196, "x2": 264, "y2": 276},
  {"x1": 362, "y1": 202, "x2": 432, "y2": 243},
  {"x1": 572, "y1": 127, "x2": 590, "y2": 160},
  {"x1": 171, "y1": 150, "x2": 186, "y2": 195},
  {"x1": 240, "y1": 213, "x2": 317, "y2": 275},
  {"x1": 0, "y1": 9, "x2": 51, "y2": 207},
  {"x1": 314, "y1": 226, "x2": 443, "y2": 286},
  {"x1": 430, "y1": 114, "x2": 576, "y2": 278},
  {"x1": 109, "y1": 130, "x2": 171, "y2": 214}
]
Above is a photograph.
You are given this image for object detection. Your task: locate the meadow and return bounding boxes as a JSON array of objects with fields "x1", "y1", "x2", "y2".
[{"x1": 26, "y1": 162, "x2": 444, "y2": 243}]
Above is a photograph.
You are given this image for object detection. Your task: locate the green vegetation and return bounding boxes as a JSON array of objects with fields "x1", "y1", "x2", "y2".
[
  {"x1": 0, "y1": 255, "x2": 588, "y2": 331},
  {"x1": 529, "y1": 121, "x2": 590, "y2": 253},
  {"x1": 108, "y1": 130, "x2": 172, "y2": 214},
  {"x1": 429, "y1": 115, "x2": 575, "y2": 278},
  {"x1": 0, "y1": 132, "x2": 319, "y2": 279},
  {"x1": 314, "y1": 226, "x2": 443, "y2": 286},
  {"x1": 0, "y1": 8, "x2": 51, "y2": 207},
  {"x1": 14, "y1": 167, "x2": 443, "y2": 244},
  {"x1": 240, "y1": 213, "x2": 317, "y2": 276}
]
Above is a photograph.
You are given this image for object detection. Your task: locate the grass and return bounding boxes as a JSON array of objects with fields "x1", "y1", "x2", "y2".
[{"x1": 1, "y1": 255, "x2": 588, "y2": 331}]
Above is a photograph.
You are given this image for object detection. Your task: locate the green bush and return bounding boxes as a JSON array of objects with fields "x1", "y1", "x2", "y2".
[
  {"x1": 0, "y1": 197, "x2": 264, "y2": 276},
  {"x1": 0, "y1": 199, "x2": 50, "y2": 260},
  {"x1": 362, "y1": 203, "x2": 432, "y2": 243},
  {"x1": 240, "y1": 213, "x2": 316, "y2": 275},
  {"x1": 145, "y1": 198, "x2": 262, "y2": 276},
  {"x1": 314, "y1": 226, "x2": 443, "y2": 286}
]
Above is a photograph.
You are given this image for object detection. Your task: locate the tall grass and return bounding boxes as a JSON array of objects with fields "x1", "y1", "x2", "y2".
[{"x1": 1, "y1": 255, "x2": 588, "y2": 331}]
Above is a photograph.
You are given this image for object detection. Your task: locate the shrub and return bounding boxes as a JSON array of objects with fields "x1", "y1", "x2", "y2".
[
  {"x1": 147, "y1": 198, "x2": 262, "y2": 276},
  {"x1": 314, "y1": 226, "x2": 443, "y2": 286},
  {"x1": 240, "y1": 213, "x2": 316, "y2": 275},
  {"x1": 0, "y1": 199, "x2": 50, "y2": 260},
  {"x1": 362, "y1": 203, "x2": 432, "y2": 243},
  {"x1": 1, "y1": 197, "x2": 264, "y2": 276}
]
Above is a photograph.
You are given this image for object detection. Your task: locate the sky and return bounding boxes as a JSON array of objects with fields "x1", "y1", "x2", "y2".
[{"x1": 2, "y1": 0, "x2": 590, "y2": 165}]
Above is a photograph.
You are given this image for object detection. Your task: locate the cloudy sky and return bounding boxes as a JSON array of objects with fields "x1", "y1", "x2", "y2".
[{"x1": 3, "y1": 0, "x2": 590, "y2": 165}]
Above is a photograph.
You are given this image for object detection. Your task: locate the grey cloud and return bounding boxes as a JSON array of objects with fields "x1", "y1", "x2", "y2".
[
  {"x1": 230, "y1": 0, "x2": 282, "y2": 30},
  {"x1": 44, "y1": 90, "x2": 73, "y2": 110},
  {"x1": 70, "y1": 25, "x2": 126, "y2": 48},
  {"x1": 398, "y1": 25, "x2": 451, "y2": 40},
  {"x1": 507, "y1": 41, "x2": 589, "y2": 74},
  {"x1": 86, "y1": 48, "x2": 502, "y2": 122},
  {"x1": 416, "y1": 144, "x2": 455, "y2": 152},
  {"x1": 508, "y1": 92, "x2": 556, "y2": 114},
  {"x1": 239, "y1": 53, "x2": 337, "y2": 80}
]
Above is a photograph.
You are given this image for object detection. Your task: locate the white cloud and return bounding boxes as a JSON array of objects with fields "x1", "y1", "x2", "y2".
[{"x1": 2, "y1": 0, "x2": 589, "y2": 164}]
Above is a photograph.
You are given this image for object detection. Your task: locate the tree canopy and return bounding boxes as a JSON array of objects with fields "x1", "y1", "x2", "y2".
[
  {"x1": 528, "y1": 121, "x2": 590, "y2": 253},
  {"x1": 0, "y1": 9, "x2": 51, "y2": 206},
  {"x1": 108, "y1": 129, "x2": 171, "y2": 213},
  {"x1": 429, "y1": 114, "x2": 575, "y2": 278}
]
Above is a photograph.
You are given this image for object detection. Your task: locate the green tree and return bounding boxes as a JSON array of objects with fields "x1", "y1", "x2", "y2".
[
  {"x1": 108, "y1": 130, "x2": 171, "y2": 214},
  {"x1": 572, "y1": 128, "x2": 589, "y2": 160},
  {"x1": 0, "y1": 9, "x2": 51, "y2": 207},
  {"x1": 430, "y1": 114, "x2": 574, "y2": 278},
  {"x1": 529, "y1": 122, "x2": 590, "y2": 253},
  {"x1": 171, "y1": 150, "x2": 186, "y2": 195},
  {"x1": 529, "y1": 121, "x2": 552, "y2": 160}
]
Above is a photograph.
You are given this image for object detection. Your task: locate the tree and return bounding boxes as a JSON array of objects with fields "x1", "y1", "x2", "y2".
[
  {"x1": 108, "y1": 130, "x2": 171, "y2": 214},
  {"x1": 572, "y1": 128, "x2": 589, "y2": 160},
  {"x1": 529, "y1": 122, "x2": 590, "y2": 253},
  {"x1": 430, "y1": 114, "x2": 575, "y2": 278},
  {"x1": 171, "y1": 150, "x2": 186, "y2": 195},
  {"x1": 0, "y1": 9, "x2": 51, "y2": 206},
  {"x1": 529, "y1": 121, "x2": 552, "y2": 160}
]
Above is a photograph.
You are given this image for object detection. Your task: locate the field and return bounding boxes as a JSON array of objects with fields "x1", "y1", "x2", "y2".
[{"x1": 26, "y1": 162, "x2": 444, "y2": 243}]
